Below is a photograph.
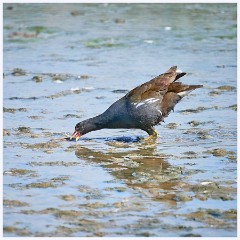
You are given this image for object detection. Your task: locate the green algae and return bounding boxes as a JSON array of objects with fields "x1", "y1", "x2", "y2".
[
  {"x1": 26, "y1": 26, "x2": 56, "y2": 34},
  {"x1": 29, "y1": 161, "x2": 81, "y2": 167},
  {"x1": 84, "y1": 38, "x2": 125, "y2": 48},
  {"x1": 228, "y1": 104, "x2": 237, "y2": 111},
  {"x1": 17, "y1": 126, "x2": 32, "y2": 134},
  {"x1": 3, "y1": 199, "x2": 29, "y2": 207},
  {"x1": 4, "y1": 168, "x2": 35, "y2": 176},
  {"x1": 3, "y1": 107, "x2": 27, "y2": 113},
  {"x1": 60, "y1": 195, "x2": 76, "y2": 201},
  {"x1": 12, "y1": 68, "x2": 26, "y2": 76},
  {"x1": 3, "y1": 226, "x2": 32, "y2": 236},
  {"x1": 54, "y1": 210, "x2": 82, "y2": 218},
  {"x1": 23, "y1": 141, "x2": 61, "y2": 150},
  {"x1": 217, "y1": 85, "x2": 236, "y2": 91},
  {"x1": 32, "y1": 76, "x2": 43, "y2": 82},
  {"x1": 26, "y1": 182, "x2": 58, "y2": 189}
]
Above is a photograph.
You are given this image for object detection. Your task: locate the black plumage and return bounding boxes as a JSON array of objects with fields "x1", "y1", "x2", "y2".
[{"x1": 70, "y1": 66, "x2": 203, "y2": 141}]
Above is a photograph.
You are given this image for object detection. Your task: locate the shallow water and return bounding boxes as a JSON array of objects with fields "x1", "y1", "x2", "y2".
[{"x1": 3, "y1": 3, "x2": 237, "y2": 237}]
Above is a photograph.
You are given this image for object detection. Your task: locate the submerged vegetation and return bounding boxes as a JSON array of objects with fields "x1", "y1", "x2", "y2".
[{"x1": 3, "y1": 3, "x2": 236, "y2": 237}]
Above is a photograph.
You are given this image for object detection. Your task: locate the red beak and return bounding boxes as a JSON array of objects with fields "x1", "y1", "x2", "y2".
[{"x1": 70, "y1": 131, "x2": 81, "y2": 142}]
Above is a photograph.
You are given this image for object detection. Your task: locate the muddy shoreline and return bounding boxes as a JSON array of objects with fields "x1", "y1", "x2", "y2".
[{"x1": 3, "y1": 3, "x2": 237, "y2": 237}]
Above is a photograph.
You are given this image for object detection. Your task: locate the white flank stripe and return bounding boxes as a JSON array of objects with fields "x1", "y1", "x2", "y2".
[
  {"x1": 134, "y1": 98, "x2": 160, "y2": 108},
  {"x1": 135, "y1": 102, "x2": 145, "y2": 108},
  {"x1": 177, "y1": 90, "x2": 192, "y2": 97},
  {"x1": 176, "y1": 69, "x2": 183, "y2": 74},
  {"x1": 145, "y1": 98, "x2": 159, "y2": 103}
]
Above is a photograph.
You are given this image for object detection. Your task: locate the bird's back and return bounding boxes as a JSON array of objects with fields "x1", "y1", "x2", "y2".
[{"x1": 125, "y1": 66, "x2": 202, "y2": 131}]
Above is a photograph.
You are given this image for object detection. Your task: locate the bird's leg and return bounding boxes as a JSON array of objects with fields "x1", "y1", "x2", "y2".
[
  {"x1": 145, "y1": 131, "x2": 158, "y2": 141},
  {"x1": 144, "y1": 127, "x2": 158, "y2": 142}
]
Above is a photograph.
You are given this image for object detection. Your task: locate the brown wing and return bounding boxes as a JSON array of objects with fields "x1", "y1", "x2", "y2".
[
  {"x1": 161, "y1": 82, "x2": 203, "y2": 117},
  {"x1": 126, "y1": 66, "x2": 184, "y2": 104},
  {"x1": 125, "y1": 66, "x2": 202, "y2": 127}
]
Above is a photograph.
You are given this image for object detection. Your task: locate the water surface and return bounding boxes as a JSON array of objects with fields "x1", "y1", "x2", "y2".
[{"x1": 3, "y1": 3, "x2": 237, "y2": 237}]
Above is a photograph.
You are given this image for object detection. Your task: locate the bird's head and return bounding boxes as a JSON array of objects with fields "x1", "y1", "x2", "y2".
[
  {"x1": 70, "y1": 122, "x2": 85, "y2": 141},
  {"x1": 70, "y1": 120, "x2": 97, "y2": 141}
]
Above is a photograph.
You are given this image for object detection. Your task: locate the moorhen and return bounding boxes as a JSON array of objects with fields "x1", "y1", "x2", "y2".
[{"x1": 70, "y1": 66, "x2": 202, "y2": 141}]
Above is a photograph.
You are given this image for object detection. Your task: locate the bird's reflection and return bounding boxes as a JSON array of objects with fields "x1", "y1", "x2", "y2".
[{"x1": 74, "y1": 139, "x2": 183, "y2": 205}]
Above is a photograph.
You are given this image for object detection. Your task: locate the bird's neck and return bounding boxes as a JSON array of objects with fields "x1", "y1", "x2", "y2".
[{"x1": 81, "y1": 113, "x2": 109, "y2": 135}]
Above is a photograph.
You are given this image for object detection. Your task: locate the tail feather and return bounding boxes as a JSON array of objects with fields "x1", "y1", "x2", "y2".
[
  {"x1": 175, "y1": 72, "x2": 187, "y2": 81},
  {"x1": 177, "y1": 84, "x2": 203, "y2": 97},
  {"x1": 168, "y1": 82, "x2": 203, "y2": 94},
  {"x1": 161, "y1": 83, "x2": 203, "y2": 117}
]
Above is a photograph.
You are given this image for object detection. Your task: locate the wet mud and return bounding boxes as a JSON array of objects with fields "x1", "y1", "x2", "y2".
[{"x1": 3, "y1": 3, "x2": 237, "y2": 237}]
